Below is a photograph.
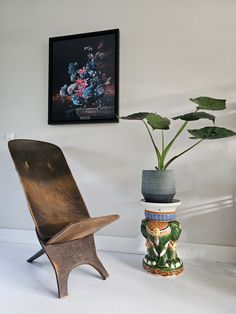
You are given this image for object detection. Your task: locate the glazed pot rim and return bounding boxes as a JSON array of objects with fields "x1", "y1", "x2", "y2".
[
  {"x1": 142, "y1": 169, "x2": 174, "y2": 172},
  {"x1": 140, "y1": 198, "x2": 181, "y2": 207}
]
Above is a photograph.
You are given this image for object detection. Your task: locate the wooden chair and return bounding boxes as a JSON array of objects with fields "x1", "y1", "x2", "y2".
[{"x1": 8, "y1": 139, "x2": 119, "y2": 298}]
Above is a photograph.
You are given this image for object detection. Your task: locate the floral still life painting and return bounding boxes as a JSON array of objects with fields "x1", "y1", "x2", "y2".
[{"x1": 48, "y1": 29, "x2": 119, "y2": 124}]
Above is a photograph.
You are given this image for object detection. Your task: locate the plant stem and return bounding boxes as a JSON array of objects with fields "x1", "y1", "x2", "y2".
[
  {"x1": 159, "y1": 120, "x2": 188, "y2": 169},
  {"x1": 142, "y1": 120, "x2": 161, "y2": 167},
  {"x1": 165, "y1": 121, "x2": 188, "y2": 153},
  {"x1": 161, "y1": 130, "x2": 165, "y2": 153},
  {"x1": 164, "y1": 139, "x2": 204, "y2": 169},
  {"x1": 158, "y1": 130, "x2": 165, "y2": 170}
]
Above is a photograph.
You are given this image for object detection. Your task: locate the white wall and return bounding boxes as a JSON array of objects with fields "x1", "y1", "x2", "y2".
[{"x1": 0, "y1": 0, "x2": 236, "y2": 246}]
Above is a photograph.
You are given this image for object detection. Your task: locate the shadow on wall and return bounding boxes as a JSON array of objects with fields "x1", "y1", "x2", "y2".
[
  {"x1": 171, "y1": 114, "x2": 236, "y2": 245},
  {"x1": 178, "y1": 196, "x2": 235, "y2": 220},
  {"x1": 177, "y1": 189, "x2": 236, "y2": 246}
]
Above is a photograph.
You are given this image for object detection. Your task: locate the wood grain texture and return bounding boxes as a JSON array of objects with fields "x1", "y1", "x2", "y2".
[
  {"x1": 38, "y1": 232, "x2": 109, "y2": 298},
  {"x1": 8, "y1": 139, "x2": 119, "y2": 298}
]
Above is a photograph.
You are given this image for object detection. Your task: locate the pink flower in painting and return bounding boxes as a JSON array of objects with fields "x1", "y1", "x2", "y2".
[
  {"x1": 78, "y1": 68, "x2": 86, "y2": 76},
  {"x1": 76, "y1": 78, "x2": 87, "y2": 88},
  {"x1": 75, "y1": 78, "x2": 88, "y2": 97},
  {"x1": 76, "y1": 89, "x2": 83, "y2": 97}
]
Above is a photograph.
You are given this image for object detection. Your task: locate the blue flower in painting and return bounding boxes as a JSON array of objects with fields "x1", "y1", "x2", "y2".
[
  {"x1": 93, "y1": 74, "x2": 103, "y2": 85},
  {"x1": 94, "y1": 85, "x2": 104, "y2": 98},
  {"x1": 82, "y1": 86, "x2": 93, "y2": 100},
  {"x1": 68, "y1": 62, "x2": 78, "y2": 75},
  {"x1": 70, "y1": 72, "x2": 77, "y2": 82},
  {"x1": 86, "y1": 61, "x2": 96, "y2": 70},
  {"x1": 71, "y1": 95, "x2": 80, "y2": 106},
  {"x1": 87, "y1": 70, "x2": 96, "y2": 78}
]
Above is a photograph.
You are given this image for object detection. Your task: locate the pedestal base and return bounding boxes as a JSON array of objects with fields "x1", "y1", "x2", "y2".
[{"x1": 143, "y1": 258, "x2": 184, "y2": 277}]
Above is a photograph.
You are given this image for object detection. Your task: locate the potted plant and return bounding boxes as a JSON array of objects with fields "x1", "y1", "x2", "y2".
[{"x1": 121, "y1": 96, "x2": 236, "y2": 203}]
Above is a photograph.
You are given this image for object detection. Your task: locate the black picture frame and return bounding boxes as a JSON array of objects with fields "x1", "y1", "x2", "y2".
[{"x1": 48, "y1": 29, "x2": 119, "y2": 124}]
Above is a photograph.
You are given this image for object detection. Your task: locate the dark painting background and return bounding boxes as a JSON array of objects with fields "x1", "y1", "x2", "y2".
[{"x1": 49, "y1": 31, "x2": 118, "y2": 123}]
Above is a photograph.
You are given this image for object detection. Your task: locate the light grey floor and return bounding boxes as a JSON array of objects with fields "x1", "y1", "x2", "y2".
[{"x1": 0, "y1": 242, "x2": 236, "y2": 314}]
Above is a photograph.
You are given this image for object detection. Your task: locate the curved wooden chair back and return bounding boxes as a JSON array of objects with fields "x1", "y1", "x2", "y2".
[{"x1": 8, "y1": 139, "x2": 89, "y2": 240}]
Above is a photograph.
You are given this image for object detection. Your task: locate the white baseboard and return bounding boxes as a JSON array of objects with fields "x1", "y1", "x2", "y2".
[
  {"x1": 0, "y1": 228, "x2": 37, "y2": 245},
  {"x1": 0, "y1": 228, "x2": 236, "y2": 264}
]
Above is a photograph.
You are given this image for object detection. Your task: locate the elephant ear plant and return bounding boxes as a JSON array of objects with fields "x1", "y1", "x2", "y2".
[{"x1": 121, "y1": 97, "x2": 236, "y2": 202}]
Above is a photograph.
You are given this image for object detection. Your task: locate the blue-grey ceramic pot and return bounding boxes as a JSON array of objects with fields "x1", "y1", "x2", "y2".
[{"x1": 141, "y1": 170, "x2": 176, "y2": 203}]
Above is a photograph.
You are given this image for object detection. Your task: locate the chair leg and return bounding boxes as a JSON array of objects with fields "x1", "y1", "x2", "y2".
[
  {"x1": 88, "y1": 256, "x2": 109, "y2": 280},
  {"x1": 41, "y1": 246, "x2": 71, "y2": 298},
  {"x1": 38, "y1": 235, "x2": 110, "y2": 298},
  {"x1": 48, "y1": 254, "x2": 109, "y2": 298},
  {"x1": 27, "y1": 248, "x2": 45, "y2": 263},
  {"x1": 54, "y1": 266, "x2": 70, "y2": 298}
]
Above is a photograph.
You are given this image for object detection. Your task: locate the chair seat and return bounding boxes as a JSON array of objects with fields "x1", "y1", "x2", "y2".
[
  {"x1": 46, "y1": 215, "x2": 119, "y2": 245},
  {"x1": 38, "y1": 220, "x2": 78, "y2": 241}
]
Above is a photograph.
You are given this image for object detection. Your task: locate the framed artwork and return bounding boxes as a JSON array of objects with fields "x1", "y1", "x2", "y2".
[{"x1": 48, "y1": 29, "x2": 119, "y2": 124}]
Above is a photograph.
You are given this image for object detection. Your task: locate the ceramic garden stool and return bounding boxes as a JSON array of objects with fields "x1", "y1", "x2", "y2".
[{"x1": 140, "y1": 199, "x2": 183, "y2": 277}]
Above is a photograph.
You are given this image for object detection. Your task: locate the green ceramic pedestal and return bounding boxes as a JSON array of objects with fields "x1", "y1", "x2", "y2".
[{"x1": 140, "y1": 199, "x2": 183, "y2": 276}]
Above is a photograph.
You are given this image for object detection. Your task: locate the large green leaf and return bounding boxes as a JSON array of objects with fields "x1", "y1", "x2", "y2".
[
  {"x1": 121, "y1": 112, "x2": 150, "y2": 120},
  {"x1": 190, "y1": 96, "x2": 226, "y2": 110},
  {"x1": 146, "y1": 113, "x2": 170, "y2": 130},
  {"x1": 188, "y1": 126, "x2": 236, "y2": 139},
  {"x1": 172, "y1": 111, "x2": 215, "y2": 123}
]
